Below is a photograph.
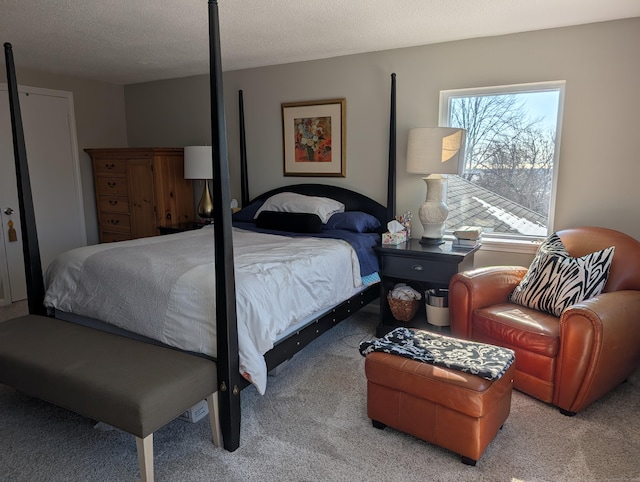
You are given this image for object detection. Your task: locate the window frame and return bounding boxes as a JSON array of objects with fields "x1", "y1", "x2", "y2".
[{"x1": 439, "y1": 81, "x2": 566, "y2": 250}]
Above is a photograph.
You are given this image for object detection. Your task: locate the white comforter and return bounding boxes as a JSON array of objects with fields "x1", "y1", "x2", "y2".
[{"x1": 43, "y1": 227, "x2": 363, "y2": 394}]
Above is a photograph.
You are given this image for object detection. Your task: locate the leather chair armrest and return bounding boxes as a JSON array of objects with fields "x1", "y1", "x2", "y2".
[
  {"x1": 449, "y1": 266, "x2": 528, "y2": 339},
  {"x1": 554, "y1": 290, "x2": 640, "y2": 413}
]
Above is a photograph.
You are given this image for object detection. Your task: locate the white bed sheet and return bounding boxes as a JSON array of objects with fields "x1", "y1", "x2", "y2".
[{"x1": 43, "y1": 226, "x2": 363, "y2": 394}]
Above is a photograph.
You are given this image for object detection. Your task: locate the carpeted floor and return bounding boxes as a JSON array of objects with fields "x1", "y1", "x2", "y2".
[{"x1": 1, "y1": 302, "x2": 639, "y2": 481}]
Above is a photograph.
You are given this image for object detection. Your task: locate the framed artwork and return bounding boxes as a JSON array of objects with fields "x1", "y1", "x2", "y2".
[{"x1": 282, "y1": 98, "x2": 346, "y2": 177}]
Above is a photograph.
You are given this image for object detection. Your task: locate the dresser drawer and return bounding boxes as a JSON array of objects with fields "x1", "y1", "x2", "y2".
[
  {"x1": 99, "y1": 213, "x2": 131, "y2": 233},
  {"x1": 93, "y1": 159, "x2": 127, "y2": 175},
  {"x1": 98, "y1": 195, "x2": 129, "y2": 214},
  {"x1": 95, "y1": 176, "x2": 128, "y2": 196},
  {"x1": 383, "y1": 255, "x2": 458, "y2": 284}
]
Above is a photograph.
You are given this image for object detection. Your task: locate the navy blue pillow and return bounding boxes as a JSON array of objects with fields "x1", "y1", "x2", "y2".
[
  {"x1": 322, "y1": 211, "x2": 381, "y2": 233},
  {"x1": 232, "y1": 200, "x2": 265, "y2": 223},
  {"x1": 256, "y1": 211, "x2": 322, "y2": 233}
]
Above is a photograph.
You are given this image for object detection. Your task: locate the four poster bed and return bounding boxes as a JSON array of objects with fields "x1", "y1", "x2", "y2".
[{"x1": 2, "y1": 0, "x2": 397, "y2": 464}]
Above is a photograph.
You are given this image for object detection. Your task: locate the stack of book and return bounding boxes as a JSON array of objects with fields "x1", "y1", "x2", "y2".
[{"x1": 452, "y1": 226, "x2": 482, "y2": 249}]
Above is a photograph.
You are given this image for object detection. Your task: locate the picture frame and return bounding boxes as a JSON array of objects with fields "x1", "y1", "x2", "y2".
[{"x1": 282, "y1": 98, "x2": 346, "y2": 177}]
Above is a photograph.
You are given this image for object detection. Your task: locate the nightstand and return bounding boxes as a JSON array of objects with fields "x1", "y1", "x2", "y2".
[
  {"x1": 157, "y1": 221, "x2": 209, "y2": 235},
  {"x1": 373, "y1": 239, "x2": 479, "y2": 337}
]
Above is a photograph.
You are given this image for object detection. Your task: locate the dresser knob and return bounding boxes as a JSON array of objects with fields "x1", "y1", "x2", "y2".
[{"x1": 412, "y1": 264, "x2": 424, "y2": 271}]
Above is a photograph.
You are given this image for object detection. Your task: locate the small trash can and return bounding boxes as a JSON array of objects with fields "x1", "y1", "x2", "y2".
[{"x1": 426, "y1": 288, "x2": 449, "y2": 327}]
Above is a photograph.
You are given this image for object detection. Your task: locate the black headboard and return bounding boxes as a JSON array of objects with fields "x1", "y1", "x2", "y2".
[{"x1": 251, "y1": 184, "x2": 387, "y2": 228}]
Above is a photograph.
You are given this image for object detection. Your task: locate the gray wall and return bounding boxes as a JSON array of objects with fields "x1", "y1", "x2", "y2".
[
  {"x1": 7, "y1": 18, "x2": 636, "y2": 266},
  {"x1": 125, "y1": 18, "x2": 640, "y2": 261},
  {"x1": 3, "y1": 67, "x2": 128, "y2": 246}
]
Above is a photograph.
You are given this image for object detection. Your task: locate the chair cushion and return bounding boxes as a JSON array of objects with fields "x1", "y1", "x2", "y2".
[
  {"x1": 474, "y1": 303, "x2": 560, "y2": 358},
  {"x1": 509, "y1": 232, "x2": 614, "y2": 316}
]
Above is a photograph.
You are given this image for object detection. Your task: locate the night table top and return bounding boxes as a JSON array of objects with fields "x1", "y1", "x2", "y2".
[{"x1": 374, "y1": 238, "x2": 480, "y2": 262}]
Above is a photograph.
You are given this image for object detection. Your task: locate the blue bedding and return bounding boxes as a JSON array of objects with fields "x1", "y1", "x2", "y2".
[{"x1": 233, "y1": 221, "x2": 380, "y2": 278}]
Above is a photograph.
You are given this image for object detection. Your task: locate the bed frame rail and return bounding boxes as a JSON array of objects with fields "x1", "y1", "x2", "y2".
[
  {"x1": 239, "y1": 90, "x2": 249, "y2": 207},
  {"x1": 208, "y1": 0, "x2": 241, "y2": 452},
  {"x1": 3, "y1": 42, "x2": 46, "y2": 316},
  {"x1": 264, "y1": 286, "x2": 378, "y2": 372},
  {"x1": 387, "y1": 73, "x2": 396, "y2": 221}
]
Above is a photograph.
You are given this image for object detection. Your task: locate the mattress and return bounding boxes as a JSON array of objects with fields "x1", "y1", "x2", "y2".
[{"x1": 43, "y1": 226, "x2": 364, "y2": 394}]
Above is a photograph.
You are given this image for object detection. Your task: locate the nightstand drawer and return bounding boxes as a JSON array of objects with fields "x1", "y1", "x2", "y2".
[{"x1": 383, "y1": 256, "x2": 457, "y2": 284}]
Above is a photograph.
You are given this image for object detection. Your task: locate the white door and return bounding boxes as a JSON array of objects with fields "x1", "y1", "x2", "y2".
[{"x1": 0, "y1": 85, "x2": 86, "y2": 304}]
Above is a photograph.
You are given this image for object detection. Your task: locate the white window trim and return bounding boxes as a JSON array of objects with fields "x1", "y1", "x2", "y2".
[{"x1": 439, "y1": 81, "x2": 566, "y2": 243}]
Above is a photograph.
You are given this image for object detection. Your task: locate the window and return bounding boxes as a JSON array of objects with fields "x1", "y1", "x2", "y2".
[{"x1": 439, "y1": 81, "x2": 564, "y2": 240}]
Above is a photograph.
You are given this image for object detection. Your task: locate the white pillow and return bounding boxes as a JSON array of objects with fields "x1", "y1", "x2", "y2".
[{"x1": 254, "y1": 192, "x2": 345, "y2": 224}]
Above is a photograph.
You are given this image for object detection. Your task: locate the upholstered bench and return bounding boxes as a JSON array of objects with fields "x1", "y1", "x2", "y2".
[
  {"x1": 0, "y1": 315, "x2": 221, "y2": 481},
  {"x1": 363, "y1": 331, "x2": 515, "y2": 465}
]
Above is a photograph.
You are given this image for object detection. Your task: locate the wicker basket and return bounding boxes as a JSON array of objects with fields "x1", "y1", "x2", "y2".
[{"x1": 387, "y1": 292, "x2": 420, "y2": 322}]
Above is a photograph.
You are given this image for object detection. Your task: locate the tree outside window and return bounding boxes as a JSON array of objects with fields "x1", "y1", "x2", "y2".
[{"x1": 440, "y1": 82, "x2": 564, "y2": 238}]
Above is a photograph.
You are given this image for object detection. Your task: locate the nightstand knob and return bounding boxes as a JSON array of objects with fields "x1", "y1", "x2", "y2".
[{"x1": 412, "y1": 264, "x2": 424, "y2": 271}]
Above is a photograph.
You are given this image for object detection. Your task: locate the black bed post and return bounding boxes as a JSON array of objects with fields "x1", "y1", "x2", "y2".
[
  {"x1": 3, "y1": 43, "x2": 46, "y2": 316},
  {"x1": 208, "y1": 1, "x2": 242, "y2": 451},
  {"x1": 238, "y1": 90, "x2": 249, "y2": 207},
  {"x1": 386, "y1": 73, "x2": 397, "y2": 222}
]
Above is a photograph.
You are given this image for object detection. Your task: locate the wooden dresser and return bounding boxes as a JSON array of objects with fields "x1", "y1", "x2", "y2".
[{"x1": 86, "y1": 148, "x2": 195, "y2": 242}]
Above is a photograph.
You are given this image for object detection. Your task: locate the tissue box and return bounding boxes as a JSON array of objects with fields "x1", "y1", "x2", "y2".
[{"x1": 382, "y1": 230, "x2": 407, "y2": 245}]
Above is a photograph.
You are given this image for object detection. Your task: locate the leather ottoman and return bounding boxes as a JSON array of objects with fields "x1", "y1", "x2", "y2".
[{"x1": 364, "y1": 351, "x2": 515, "y2": 465}]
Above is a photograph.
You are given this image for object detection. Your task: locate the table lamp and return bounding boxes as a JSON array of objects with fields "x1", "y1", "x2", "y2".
[
  {"x1": 406, "y1": 127, "x2": 466, "y2": 245},
  {"x1": 184, "y1": 146, "x2": 214, "y2": 221}
]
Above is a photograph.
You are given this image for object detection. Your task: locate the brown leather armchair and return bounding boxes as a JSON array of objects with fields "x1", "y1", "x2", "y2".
[{"x1": 449, "y1": 226, "x2": 640, "y2": 415}]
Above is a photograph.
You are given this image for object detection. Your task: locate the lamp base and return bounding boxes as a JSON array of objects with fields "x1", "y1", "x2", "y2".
[
  {"x1": 417, "y1": 175, "x2": 450, "y2": 244},
  {"x1": 419, "y1": 236, "x2": 445, "y2": 246},
  {"x1": 197, "y1": 180, "x2": 214, "y2": 219}
]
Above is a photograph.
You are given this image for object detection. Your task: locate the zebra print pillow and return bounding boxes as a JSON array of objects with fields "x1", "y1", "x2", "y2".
[{"x1": 509, "y1": 233, "x2": 615, "y2": 316}]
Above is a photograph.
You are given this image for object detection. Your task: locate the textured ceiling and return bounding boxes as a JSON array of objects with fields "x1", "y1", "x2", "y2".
[{"x1": 1, "y1": 0, "x2": 639, "y2": 85}]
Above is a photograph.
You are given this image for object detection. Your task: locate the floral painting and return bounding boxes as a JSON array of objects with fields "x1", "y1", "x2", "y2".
[
  {"x1": 294, "y1": 116, "x2": 331, "y2": 163},
  {"x1": 282, "y1": 99, "x2": 346, "y2": 177}
]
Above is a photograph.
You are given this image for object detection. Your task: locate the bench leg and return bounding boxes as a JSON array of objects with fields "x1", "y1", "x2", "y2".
[
  {"x1": 136, "y1": 434, "x2": 154, "y2": 482},
  {"x1": 206, "y1": 392, "x2": 223, "y2": 447}
]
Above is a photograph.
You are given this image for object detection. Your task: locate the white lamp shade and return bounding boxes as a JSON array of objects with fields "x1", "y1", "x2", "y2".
[
  {"x1": 406, "y1": 127, "x2": 466, "y2": 175},
  {"x1": 184, "y1": 146, "x2": 213, "y2": 179}
]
